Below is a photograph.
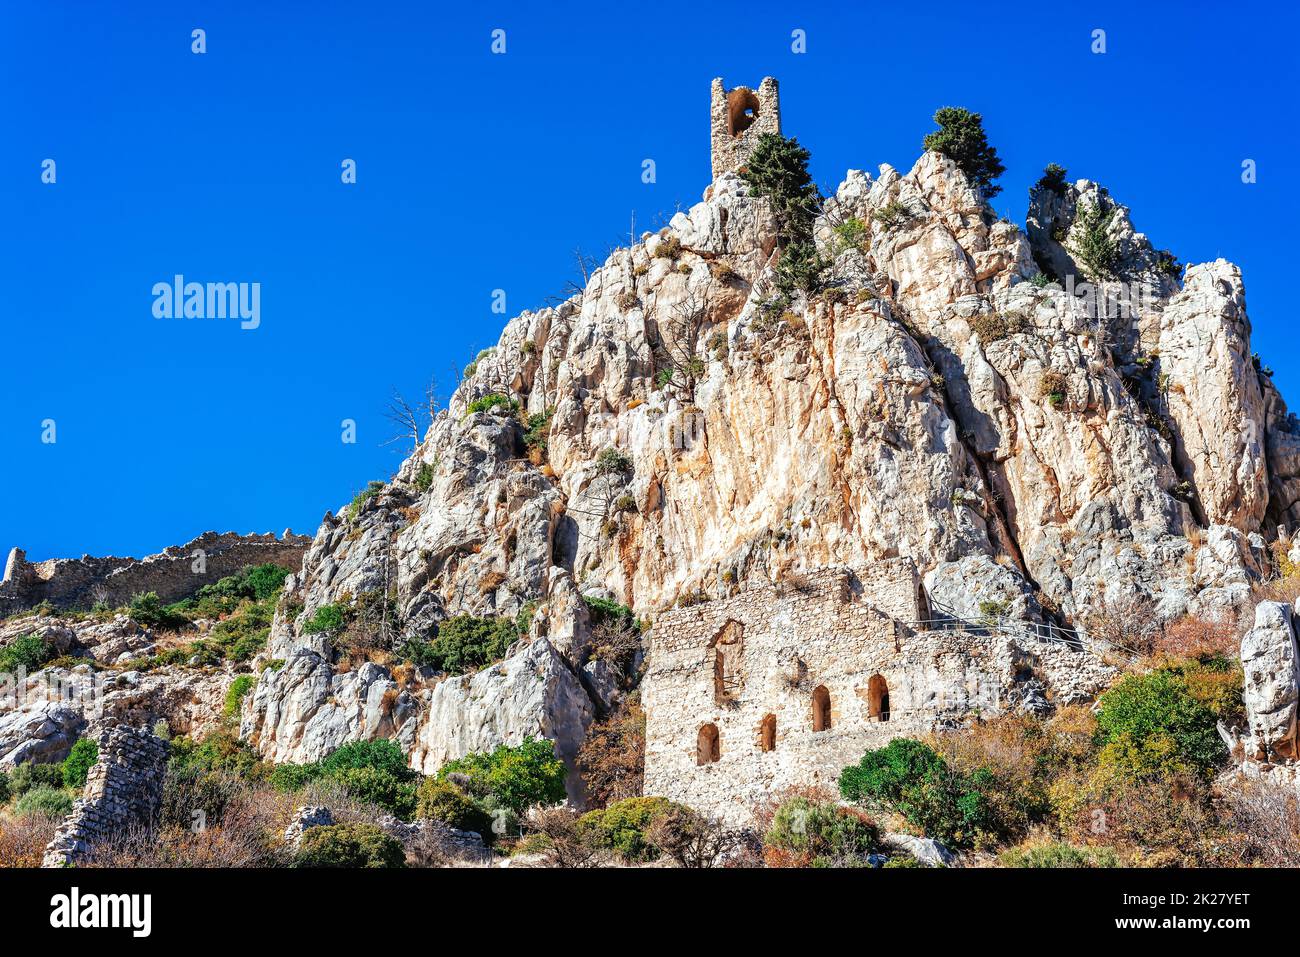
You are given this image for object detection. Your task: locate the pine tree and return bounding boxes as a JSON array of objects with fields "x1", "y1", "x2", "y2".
[{"x1": 923, "y1": 107, "x2": 1006, "y2": 199}]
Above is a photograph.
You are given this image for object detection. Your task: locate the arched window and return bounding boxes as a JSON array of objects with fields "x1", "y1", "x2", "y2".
[
  {"x1": 868, "y1": 674, "x2": 890, "y2": 722},
  {"x1": 727, "y1": 89, "x2": 760, "y2": 136},
  {"x1": 760, "y1": 714, "x2": 776, "y2": 752},
  {"x1": 709, "y1": 620, "x2": 744, "y2": 705},
  {"x1": 812, "y1": 685, "x2": 832, "y2": 732},
  {"x1": 697, "y1": 723, "x2": 720, "y2": 765}
]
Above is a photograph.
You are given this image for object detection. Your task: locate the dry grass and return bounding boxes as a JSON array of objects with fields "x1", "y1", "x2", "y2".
[{"x1": 0, "y1": 810, "x2": 61, "y2": 867}]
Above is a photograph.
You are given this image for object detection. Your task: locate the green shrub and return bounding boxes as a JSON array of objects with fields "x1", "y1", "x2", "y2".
[
  {"x1": 1000, "y1": 841, "x2": 1120, "y2": 868},
  {"x1": 1034, "y1": 163, "x2": 1069, "y2": 195},
  {"x1": 583, "y1": 596, "x2": 639, "y2": 632},
  {"x1": 416, "y1": 778, "x2": 493, "y2": 835},
  {"x1": 294, "y1": 822, "x2": 406, "y2": 869},
  {"x1": 160, "y1": 767, "x2": 240, "y2": 829},
  {"x1": 0, "y1": 633, "x2": 55, "y2": 674},
  {"x1": 1071, "y1": 200, "x2": 1121, "y2": 280},
  {"x1": 414, "y1": 461, "x2": 435, "y2": 493},
  {"x1": 438, "y1": 737, "x2": 566, "y2": 815},
  {"x1": 302, "y1": 602, "x2": 348, "y2": 635},
  {"x1": 344, "y1": 481, "x2": 385, "y2": 522},
  {"x1": 244, "y1": 563, "x2": 291, "y2": 601},
  {"x1": 1094, "y1": 670, "x2": 1226, "y2": 780},
  {"x1": 333, "y1": 766, "x2": 418, "y2": 820},
  {"x1": 168, "y1": 730, "x2": 261, "y2": 780},
  {"x1": 14, "y1": 785, "x2": 72, "y2": 819},
  {"x1": 765, "y1": 796, "x2": 880, "y2": 866},
  {"x1": 465, "y1": 393, "x2": 518, "y2": 417},
  {"x1": 209, "y1": 598, "x2": 275, "y2": 662},
  {"x1": 774, "y1": 240, "x2": 829, "y2": 296},
  {"x1": 595, "y1": 448, "x2": 633, "y2": 476},
  {"x1": 832, "y1": 217, "x2": 869, "y2": 252},
  {"x1": 0, "y1": 770, "x2": 9, "y2": 805},
  {"x1": 8, "y1": 762, "x2": 65, "y2": 798},
  {"x1": 319, "y1": 739, "x2": 414, "y2": 781},
  {"x1": 524, "y1": 408, "x2": 555, "y2": 454},
  {"x1": 417, "y1": 615, "x2": 517, "y2": 674},
  {"x1": 61, "y1": 738, "x2": 99, "y2": 789},
  {"x1": 224, "y1": 675, "x2": 256, "y2": 719},
  {"x1": 268, "y1": 762, "x2": 321, "y2": 793},
  {"x1": 839, "y1": 738, "x2": 996, "y2": 848},
  {"x1": 127, "y1": 591, "x2": 189, "y2": 630},
  {"x1": 922, "y1": 106, "x2": 1006, "y2": 199},
  {"x1": 871, "y1": 200, "x2": 913, "y2": 229},
  {"x1": 577, "y1": 796, "x2": 677, "y2": 862}
]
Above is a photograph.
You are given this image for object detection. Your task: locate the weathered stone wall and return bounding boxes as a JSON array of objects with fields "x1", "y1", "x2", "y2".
[
  {"x1": 0, "y1": 530, "x2": 310, "y2": 616},
  {"x1": 710, "y1": 76, "x2": 780, "y2": 180},
  {"x1": 42, "y1": 724, "x2": 170, "y2": 867},
  {"x1": 642, "y1": 561, "x2": 1112, "y2": 824}
]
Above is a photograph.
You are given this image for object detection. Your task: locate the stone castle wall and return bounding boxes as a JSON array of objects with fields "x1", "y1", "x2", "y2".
[
  {"x1": 0, "y1": 530, "x2": 310, "y2": 617},
  {"x1": 710, "y1": 76, "x2": 780, "y2": 180},
  {"x1": 641, "y1": 560, "x2": 1110, "y2": 825},
  {"x1": 43, "y1": 724, "x2": 170, "y2": 867}
]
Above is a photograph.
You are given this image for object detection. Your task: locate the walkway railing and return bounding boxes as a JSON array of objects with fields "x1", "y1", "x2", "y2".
[{"x1": 904, "y1": 592, "x2": 1140, "y2": 661}]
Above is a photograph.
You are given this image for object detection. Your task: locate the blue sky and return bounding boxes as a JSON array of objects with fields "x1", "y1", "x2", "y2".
[{"x1": 2, "y1": 0, "x2": 1296, "y2": 560}]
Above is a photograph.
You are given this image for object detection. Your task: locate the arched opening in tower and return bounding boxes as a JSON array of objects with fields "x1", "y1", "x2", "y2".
[{"x1": 727, "y1": 89, "x2": 760, "y2": 137}]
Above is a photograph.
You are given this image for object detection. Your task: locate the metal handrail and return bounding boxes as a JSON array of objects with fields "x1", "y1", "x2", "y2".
[{"x1": 912, "y1": 589, "x2": 1140, "y2": 660}]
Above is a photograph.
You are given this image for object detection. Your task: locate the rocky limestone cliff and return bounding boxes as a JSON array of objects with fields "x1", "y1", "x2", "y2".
[{"x1": 244, "y1": 146, "x2": 1293, "y2": 781}]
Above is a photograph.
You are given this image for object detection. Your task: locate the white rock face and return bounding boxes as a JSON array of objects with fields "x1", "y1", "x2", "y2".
[
  {"x1": 1238, "y1": 601, "x2": 1300, "y2": 762},
  {"x1": 408, "y1": 636, "x2": 593, "y2": 797},
  {"x1": 241, "y1": 147, "x2": 1291, "y2": 782},
  {"x1": 1158, "y1": 261, "x2": 1268, "y2": 530}
]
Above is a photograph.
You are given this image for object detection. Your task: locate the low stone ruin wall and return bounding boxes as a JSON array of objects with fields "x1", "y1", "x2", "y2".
[{"x1": 42, "y1": 725, "x2": 171, "y2": 867}]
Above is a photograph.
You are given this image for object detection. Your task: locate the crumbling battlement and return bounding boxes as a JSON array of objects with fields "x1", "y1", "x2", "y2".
[
  {"x1": 42, "y1": 724, "x2": 170, "y2": 867},
  {"x1": 0, "y1": 530, "x2": 310, "y2": 617},
  {"x1": 641, "y1": 560, "x2": 1111, "y2": 824},
  {"x1": 710, "y1": 76, "x2": 780, "y2": 180}
]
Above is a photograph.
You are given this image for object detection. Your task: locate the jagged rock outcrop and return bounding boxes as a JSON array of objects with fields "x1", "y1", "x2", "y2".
[
  {"x1": 0, "y1": 614, "x2": 232, "y2": 766},
  {"x1": 1236, "y1": 601, "x2": 1300, "y2": 763},
  {"x1": 243, "y1": 141, "x2": 1289, "y2": 785}
]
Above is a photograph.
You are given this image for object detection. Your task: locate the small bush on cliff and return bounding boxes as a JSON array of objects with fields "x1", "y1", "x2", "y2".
[
  {"x1": 0, "y1": 633, "x2": 55, "y2": 674},
  {"x1": 1093, "y1": 669, "x2": 1226, "y2": 780},
  {"x1": 302, "y1": 602, "x2": 348, "y2": 635},
  {"x1": 1071, "y1": 200, "x2": 1121, "y2": 280},
  {"x1": 416, "y1": 778, "x2": 494, "y2": 836},
  {"x1": 61, "y1": 738, "x2": 99, "y2": 790},
  {"x1": 764, "y1": 796, "x2": 880, "y2": 867},
  {"x1": 413, "y1": 614, "x2": 517, "y2": 674},
  {"x1": 438, "y1": 737, "x2": 567, "y2": 816},
  {"x1": 839, "y1": 738, "x2": 996, "y2": 848},
  {"x1": 224, "y1": 675, "x2": 257, "y2": 720},
  {"x1": 14, "y1": 785, "x2": 73, "y2": 819},
  {"x1": 922, "y1": 106, "x2": 1006, "y2": 199},
  {"x1": 127, "y1": 591, "x2": 188, "y2": 630},
  {"x1": 465, "y1": 393, "x2": 519, "y2": 418},
  {"x1": 294, "y1": 822, "x2": 406, "y2": 869},
  {"x1": 1034, "y1": 163, "x2": 1069, "y2": 195}
]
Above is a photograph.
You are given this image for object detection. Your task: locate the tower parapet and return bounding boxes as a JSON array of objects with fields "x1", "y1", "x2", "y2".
[{"x1": 709, "y1": 77, "x2": 781, "y2": 180}]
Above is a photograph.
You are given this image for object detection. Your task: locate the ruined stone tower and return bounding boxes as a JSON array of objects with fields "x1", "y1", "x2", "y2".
[{"x1": 710, "y1": 77, "x2": 780, "y2": 180}]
